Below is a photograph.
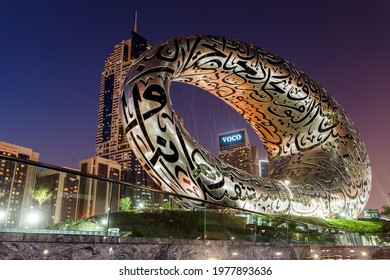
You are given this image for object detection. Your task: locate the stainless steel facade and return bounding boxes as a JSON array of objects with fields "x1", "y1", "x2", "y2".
[{"x1": 120, "y1": 35, "x2": 371, "y2": 218}]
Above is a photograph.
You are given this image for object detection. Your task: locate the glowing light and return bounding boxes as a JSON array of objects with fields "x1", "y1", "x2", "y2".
[
  {"x1": 0, "y1": 210, "x2": 6, "y2": 220},
  {"x1": 27, "y1": 212, "x2": 40, "y2": 225}
]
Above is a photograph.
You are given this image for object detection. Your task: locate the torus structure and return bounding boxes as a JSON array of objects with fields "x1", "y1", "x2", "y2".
[{"x1": 120, "y1": 35, "x2": 371, "y2": 218}]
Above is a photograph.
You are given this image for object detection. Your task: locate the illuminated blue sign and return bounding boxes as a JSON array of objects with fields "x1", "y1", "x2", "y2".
[
  {"x1": 364, "y1": 209, "x2": 379, "y2": 219},
  {"x1": 219, "y1": 130, "x2": 245, "y2": 148}
]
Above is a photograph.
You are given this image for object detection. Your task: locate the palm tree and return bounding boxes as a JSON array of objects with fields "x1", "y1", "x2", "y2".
[
  {"x1": 119, "y1": 197, "x2": 132, "y2": 211},
  {"x1": 380, "y1": 193, "x2": 390, "y2": 219},
  {"x1": 382, "y1": 206, "x2": 390, "y2": 218},
  {"x1": 32, "y1": 186, "x2": 53, "y2": 208}
]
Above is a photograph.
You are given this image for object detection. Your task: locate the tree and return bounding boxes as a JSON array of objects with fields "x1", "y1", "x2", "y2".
[
  {"x1": 119, "y1": 197, "x2": 132, "y2": 211},
  {"x1": 163, "y1": 200, "x2": 171, "y2": 210},
  {"x1": 32, "y1": 186, "x2": 53, "y2": 208},
  {"x1": 382, "y1": 206, "x2": 390, "y2": 218}
]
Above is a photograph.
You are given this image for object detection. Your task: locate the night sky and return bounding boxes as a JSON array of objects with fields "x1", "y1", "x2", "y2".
[{"x1": 1, "y1": 0, "x2": 389, "y2": 210}]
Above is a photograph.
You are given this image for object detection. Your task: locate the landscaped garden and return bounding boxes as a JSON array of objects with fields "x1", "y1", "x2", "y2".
[{"x1": 48, "y1": 209, "x2": 390, "y2": 245}]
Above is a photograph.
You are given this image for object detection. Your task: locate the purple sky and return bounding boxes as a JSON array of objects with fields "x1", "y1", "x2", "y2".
[{"x1": 1, "y1": 0, "x2": 389, "y2": 210}]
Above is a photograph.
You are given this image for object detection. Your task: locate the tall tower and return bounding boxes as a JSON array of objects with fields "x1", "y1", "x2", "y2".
[
  {"x1": 259, "y1": 159, "x2": 269, "y2": 177},
  {"x1": 95, "y1": 19, "x2": 154, "y2": 188},
  {"x1": 218, "y1": 129, "x2": 259, "y2": 176}
]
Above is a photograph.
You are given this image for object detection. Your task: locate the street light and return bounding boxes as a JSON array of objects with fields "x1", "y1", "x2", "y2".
[
  {"x1": 0, "y1": 210, "x2": 7, "y2": 226},
  {"x1": 27, "y1": 211, "x2": 40, "y2": 228},
  {"x1": 100, "y1": 218, "x2": 108, "y2": 225}
]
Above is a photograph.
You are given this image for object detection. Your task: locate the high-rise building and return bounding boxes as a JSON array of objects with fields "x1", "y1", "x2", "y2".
[
  {"x1": 0, "y1": 141, "x2": 39, "y2": 227},
  {"x1": 251, "y1": 146, "x2": 259, "y2": 176},
  {"x1": 218, "y1": 129, "x2": 259, "y2": 176},
  {"x1": 77, "y1": 156, "x2": 121, "y2": 219},
  {"x1": 94, "y1": 24, "x2": 155, "y2": 189},
  {"x1": 35, "y1": 169, "x2": 79, "y2": 225},
  {"x1": 259, "y1": 159, "x2": 269, "y2": 177}
]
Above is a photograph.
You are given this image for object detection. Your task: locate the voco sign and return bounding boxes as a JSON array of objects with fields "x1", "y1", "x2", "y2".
[{"x1": 222, "y1": 134, "x2": 242, "y2": 143}]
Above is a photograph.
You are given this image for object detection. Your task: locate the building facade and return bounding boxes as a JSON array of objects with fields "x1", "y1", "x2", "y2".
[
  {"x1": 35, "y1": 169, "x2": 79, "y2": 225},
  {"x1": 77, "y1": 156, "x2": 121, "y2": 219},
  {"x1": 95, "y1": 29, "x2": 153, "y2": 187},
  {"x1": 259, "y1": 160, "x2": 269, "y2": 177},
  {"x1": 218, "y1": 129, "x2": 259, "y2": 176},
  {"x1": 94, "y1": 26, "x2": 164, "y2": 212},
  {"x1": 0, "y1": 141, "x2": 39, "y2": 227}
]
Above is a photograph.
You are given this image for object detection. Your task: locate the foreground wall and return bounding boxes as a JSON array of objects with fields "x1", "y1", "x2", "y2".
[{"x1": 0, "y1": 233, "x2": 389, "y2": 260}]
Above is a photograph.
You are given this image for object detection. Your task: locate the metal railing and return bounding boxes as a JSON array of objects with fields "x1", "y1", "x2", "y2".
[{"x1": 0, "y1": 154, "x2": 388, "y2": 246}]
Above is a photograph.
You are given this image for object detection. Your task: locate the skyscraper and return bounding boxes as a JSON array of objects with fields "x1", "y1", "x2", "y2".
[
  {"x1": 0, "y1": 141, "x2": 39, "y2": 227},
  {"x1": 218, "y1": 129, "x2": 259, "y2": 176},
  {"x1": 259, "y1": 159, "x2": 269, "y2": 177},
  {"x1": 95, "y1": 24, "x2": 154, "y2": 188}
]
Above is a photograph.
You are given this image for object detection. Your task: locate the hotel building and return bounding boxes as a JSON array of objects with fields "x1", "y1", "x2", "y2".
[
  {"x1": 94, "y1": 26, "x2": 154, "y2": 188},
  {"x1": 35, "y1": 169, "x2": 80, "y2": 225},
  {"x1": 218, "y1": 129, "x2": 259, "y2": 176},
  {"x1": 0, "y1": 141, "x2": 39, "y2": 227},
  {"x1": 77, "y1": 156, "x2": 121, "y2": 219}
]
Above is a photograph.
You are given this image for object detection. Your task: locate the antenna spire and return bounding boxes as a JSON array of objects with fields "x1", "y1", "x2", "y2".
[{"x1": 133, "y1": 11, "x2": 138, "y2": 33}]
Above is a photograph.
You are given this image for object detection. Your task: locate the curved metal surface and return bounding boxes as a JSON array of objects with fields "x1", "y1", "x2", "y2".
[{"x1": 120, "y1": 35, "x2": 371, "y2": 218}]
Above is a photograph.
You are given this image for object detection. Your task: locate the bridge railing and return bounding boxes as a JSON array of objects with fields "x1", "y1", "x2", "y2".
[{"x1": 0, "y1": 155, "x2": 388, "y2": 247}]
